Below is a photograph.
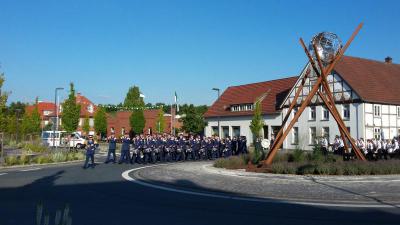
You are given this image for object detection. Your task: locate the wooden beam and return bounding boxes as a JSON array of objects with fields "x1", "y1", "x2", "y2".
[{"x1": 264, "y1": 23, "x2": 364, "y2": 165}]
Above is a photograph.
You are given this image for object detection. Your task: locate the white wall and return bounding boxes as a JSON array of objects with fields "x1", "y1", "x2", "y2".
[
  {"x1": 205, "y1": 113, "x2": 282, "y2": 146},
  {"x1": 364, "y1": 103, "x2": 400, "y2": 140},
  {"x1": 283, "y1": 103, "x2": 362, "y2": 150}
]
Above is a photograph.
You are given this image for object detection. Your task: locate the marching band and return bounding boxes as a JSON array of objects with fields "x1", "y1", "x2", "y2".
[{"x1": 99, "y1": 132, "x2": 248, "y2": 166}]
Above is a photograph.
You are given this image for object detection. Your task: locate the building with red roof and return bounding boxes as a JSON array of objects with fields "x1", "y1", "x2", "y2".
[
  {"x1": 106, "y1": 109, "x2": 182, "y2": 137},
  {"x1": 26, "y1": 93, "x2": 98, "y2": 135},
  {"x1": 205, "y1": 56, "x2": 400, "y2": 150}
]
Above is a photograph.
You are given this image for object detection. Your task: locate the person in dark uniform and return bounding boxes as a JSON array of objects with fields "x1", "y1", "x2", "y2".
[
  {"x1": 176, "y1": 136, "x2": 186, "y2": 162},
  {"x1": 224, "y1": 137, "x2": 232, "y2": 157},
  {"x1": 232, "y1": 136, "x2": 238, "y2": 155},
  {"x1": 212, "y1": 137, "x2": 220, "y2": 159},
  {"x1": 105, "y1": 132, "x2": 117, "y2": 164},
  {"x1": 118, "y1": 133, "x2": 131, "y2": 164},
  {"x1": 130, "y1": 136, "x2": 140, "y2": 164},
  {"x1": 165, "y1": 136, "x2": 174, "y2": 162},
  {"x1": 206, "y1": 138, "x2": 213, "y2": 160},
  {"x1": 83, "y1": 135, "x2": 96, "y2": 169},
  {"x1": 149, "y1": 136, "x2": 157, "y2": 163},
  {"x1": 143, "y1": 136, "x2": 151, "y2": 164}
]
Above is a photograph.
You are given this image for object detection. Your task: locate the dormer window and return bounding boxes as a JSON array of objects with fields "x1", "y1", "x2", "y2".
[
  {"x1": 87, "y1": 104, "x2": 94, "y2": 113},
  {"x1": 231, "y1": 104, "x2": 253, "y2": 112}
]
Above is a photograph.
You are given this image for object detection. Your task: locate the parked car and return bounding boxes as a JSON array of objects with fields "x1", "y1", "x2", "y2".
[{"x1": 41, "y1": 131, "x2": 86, "y2": 149}]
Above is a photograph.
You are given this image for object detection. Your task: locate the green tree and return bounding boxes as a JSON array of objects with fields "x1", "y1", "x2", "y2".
[
  {"x1": 155, "y1": 109, "x2": 165, "y2": 133},
  {"x1": 6, "y1": 101, "x2": 26, "y2": 116},
  {"x1": 129, "y1": 109, "x2": 145, "y2": 134},
  {"x1": 123, "y1": 86, "x2": 144, "y2": 109},
  {"x1": 30, "y1": 98, "x2": 42, "y2": 134},
  {"x1": 21, "y1": 111, "x2": 31, "y2": 135},
  {"x1": 62, "y1": 83, "x2": 81, "y2": 133},
  {"x1": 0, "y1": 74, "x2": 9, "y2": 132},
  {"x1": 94, "y1": 106, "x2": 107, "y2": 138},
  {"x1": 180, "y1": 104, "x2": 207, "y2": 134},
  {"x1": 82, "y1": 116, "x2": 90, "y2": 135},
  {"x1": 250, "y1": 101, "x2": 264, "y2": 140}
]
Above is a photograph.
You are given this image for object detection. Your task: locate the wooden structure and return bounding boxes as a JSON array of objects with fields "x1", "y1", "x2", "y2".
[{"x1": 264, "y1": 23, "x2": 367, "y2": 165}]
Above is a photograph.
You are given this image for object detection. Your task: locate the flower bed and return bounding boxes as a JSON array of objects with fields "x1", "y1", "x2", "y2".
[
  {"x1": 3, "y1": 151, "x2": 85, "y2": 167},
  {"x1": 214, "y1": 149, "x2": 400, "y2": 175}
]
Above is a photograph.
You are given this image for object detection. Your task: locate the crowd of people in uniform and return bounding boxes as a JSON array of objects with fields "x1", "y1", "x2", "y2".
[
  {"x1": 83, "y1": 132, "x2": 248, "y2": 169},
  {"x1": 319, "y1": 135, "x2": 400, "y2": 160}
]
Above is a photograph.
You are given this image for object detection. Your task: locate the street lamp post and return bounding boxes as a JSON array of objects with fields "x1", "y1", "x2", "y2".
[
  {"x1": 53, "y1": 87, "x2": 64, "y2": 149},
  {"x1": 212, "y1": 88, "x2": 221, "y2": 137}
]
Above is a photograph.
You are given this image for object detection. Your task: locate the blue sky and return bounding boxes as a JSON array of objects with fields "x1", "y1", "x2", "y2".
[{"x1": 1, "y1": 0, "x2": 399, "y2": 106}]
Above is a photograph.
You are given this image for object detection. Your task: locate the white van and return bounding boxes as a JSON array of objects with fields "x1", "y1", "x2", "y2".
[{"x1": 41, "y1": 131, "x2": 86, "y2": 149}]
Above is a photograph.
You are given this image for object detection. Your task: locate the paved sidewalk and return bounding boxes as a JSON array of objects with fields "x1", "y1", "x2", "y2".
[{"x1": 131, "y1": 161, "x2": 400, "y2": 207}]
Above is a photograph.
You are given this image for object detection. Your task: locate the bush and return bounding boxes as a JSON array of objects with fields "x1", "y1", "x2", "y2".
[
  {"x1": 214, "y1": 156, "x2": 246, "y2": 169},
  {"x1": 23, "y1": 143, "x2": 48, "y2": 153},
  {"x1": 34, "y1": 155, "x2": 53, "y2": 164},
  {"x1": 288, "y1": 148, "x2": 305, "y2": 163},
  {"x1": 5, "y1": 156, "x2": 18, "y2": 166},
  {"x1": 19, "y1": 154, "x2": 31, "y2": 165},
  {"x1": 51, "y1": 151, "x2": 68, "y2": 162}
]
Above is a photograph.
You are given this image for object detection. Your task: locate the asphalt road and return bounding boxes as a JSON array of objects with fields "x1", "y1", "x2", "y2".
[{"x1": 1, "y1": 157, "x2": 399, "y2": 225}]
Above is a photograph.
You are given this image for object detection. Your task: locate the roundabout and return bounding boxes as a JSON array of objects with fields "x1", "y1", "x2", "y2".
[{"x1": 122, "y1": 161, "x2": 400, "y2": 208}]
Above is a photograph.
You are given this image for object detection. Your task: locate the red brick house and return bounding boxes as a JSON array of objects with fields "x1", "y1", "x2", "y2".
[
  {"x1": 106, "y1": 109, "x2": 182, "y2": 137},
  {"x1": 26, "y1": 102, "x2": 57, "y2": 128}
]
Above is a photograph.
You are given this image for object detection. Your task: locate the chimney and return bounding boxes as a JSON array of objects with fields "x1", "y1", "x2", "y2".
[{"x1": 384, "y1": 56, "x2": 392, "y2": 64}]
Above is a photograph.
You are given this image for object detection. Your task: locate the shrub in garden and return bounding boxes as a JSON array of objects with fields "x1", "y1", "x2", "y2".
[
  {"x1": 51, "y1": 152, "x2": 68, "y2": 163},
  {"x1": 214, "y1": 156, "x2": 246, "y2": 169},
  {"x1": 24, "y1": 143, "x2": 48, "y2": 153},
  {"x1": 19, "y1": 154, "x2": 31, "y2": 165},
  {"x1": 288, "y1": 147, "x2": 305, "y2": 163},
  {"x1": 5, "y1": 156, "x2": 18, "y2": 166}
]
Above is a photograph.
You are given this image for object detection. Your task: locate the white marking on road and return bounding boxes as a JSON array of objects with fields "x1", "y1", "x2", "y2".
[
  {"x1": 122, "y1": 165, "x2": 400, "y2": 209},
  {"x1": 20, "y1": 168, "x2": 41, "y2": 172},
  {"x1": 0, "y1": 173, "x2": 7, "y2": 176}
]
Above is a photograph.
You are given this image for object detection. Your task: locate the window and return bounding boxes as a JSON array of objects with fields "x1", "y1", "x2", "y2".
[
  {"x1": 343, "y1": 104, "x2": 350, "y2": 120},
  {"x1": 292, "y1": 127, "x2": 299, "y2": 144},
  {"x1": 309, "y1": 127, "x2": 316, "y2": 145},
  {"x1": 397, "y1": 107, "x2": 400, "y2": 117},
  {"x1": 322, "y1": 127, "x2": 330, "y2": 141},
  {"x1": 212, "y1": 126, "x2": 219, "y2": 136},
  {"x1": 263, "y1": 126, "x2": 269, "y2": 139},
  {"x1": 43, "y1": 110, "x2": 53, "y2": 116},
  {"x1": 322, "y1": 106, "x2": 329, "y2": 120},
  {"x1": 292, "y1": 107, "x2": 299, "y2": 122},
  {"x1": 374, "y1": 105, "x2": 381, "y2": 117},
  {"x1": 222, "y1": 126, "x2": 229, "y2": 138},
  {"x1": 232, "y1": 126, "x2": 241, "y2": 137},
  {"x1": 87, "y1": 104, "x2": 94, "y2": 113},
  {"x1": 231, "y1": 104, "x2": 253, "y2": 112},
  {"x1": 89, "y1": 118, "x2": 94, "y2": 127},
  {"x1": 309, "y1": 106, "x2": 316, "y2": 120},
  {"x1": 231, "y1": 105, "x2": 240, "y2": 112},
  {"x1": 374, "y1": 128, "x2": 381, "y2": 140}
]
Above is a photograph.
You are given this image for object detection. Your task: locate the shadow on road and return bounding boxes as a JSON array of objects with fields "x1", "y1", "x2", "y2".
[{"x1": 0, "y1": 166, "x2": 399, "y2": 225}]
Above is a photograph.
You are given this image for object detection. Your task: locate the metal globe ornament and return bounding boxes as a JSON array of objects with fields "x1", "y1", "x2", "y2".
[{"x1": 309, "y1": 32, "x2": 342, "y2": 65}]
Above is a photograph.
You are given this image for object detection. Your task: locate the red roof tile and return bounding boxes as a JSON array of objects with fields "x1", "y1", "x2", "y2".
[
  {"x1": 204, "y1": 77, "x2": 298, "y2": 118},
  {"x1": 335, "y1": 56, "x2": 400, "y2": 105},
  {"x1": 26, "y1": 102, "x2": 57, "y2": 117},
  {"x1": 76, "y1": 93, "x2": 97, "y2": 117}
]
